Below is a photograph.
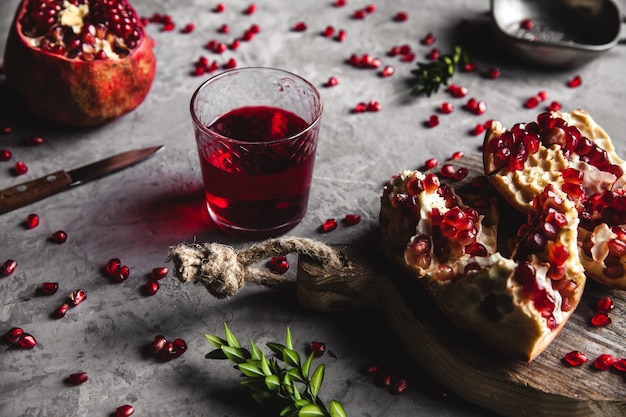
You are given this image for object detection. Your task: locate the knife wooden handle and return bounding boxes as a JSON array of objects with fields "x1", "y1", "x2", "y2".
[{"x1": 0, "y1": 171, "x2": 72, "y2": 214}]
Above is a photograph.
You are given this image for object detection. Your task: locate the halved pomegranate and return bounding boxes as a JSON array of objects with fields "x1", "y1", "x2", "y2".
[
  {"x1": 380, "y1": 169, "x2": 585, "y2": 361},
  {"x1": 3, "y1": 0, "x2": 156, "y2": 127}
]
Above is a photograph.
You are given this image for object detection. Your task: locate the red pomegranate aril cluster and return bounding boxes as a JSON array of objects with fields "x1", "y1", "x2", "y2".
[
  {"x1": 352, "y1": 100, "x2": 381, "y2": 113},
  {"x1": 52, "y1": 289, "x2": 85, "y2": 319},
  {"x1": 464, "y1": 98, "x2": 487, "y2": 115},
  {"x1": 150, "y1": 335, "x2": 187, "y2": 361},
  {"x1": 105, "y1": 258, "x2": 130, "y2": 282},
  {"x1": 267, "y1": 256, "x2": 289, "y2": 274},
  {"x1": 367, "y1": 363, "x2": 408, "y2": 395},
  {"x1": 446, "y1": 84, "x2": 468, "y2": 98},
  {"x1": 591, "y1": 295, "x2": 615, "y2": 327},
  {"x1": 5, "y1": 327, "x2": 37, "y2": 349},
  {"x1": 348, "y1": 53, "x2": 382, "y2": 69}
]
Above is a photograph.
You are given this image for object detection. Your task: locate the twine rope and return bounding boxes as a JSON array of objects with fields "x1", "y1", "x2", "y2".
[{"x1": 167, "y1": 237, "x2": 343, "y2": 299}]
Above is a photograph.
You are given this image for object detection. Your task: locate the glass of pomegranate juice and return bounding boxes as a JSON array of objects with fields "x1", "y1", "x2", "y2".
[{"x1": 190, "y1": 67, "x2": 323, "y2": 237}]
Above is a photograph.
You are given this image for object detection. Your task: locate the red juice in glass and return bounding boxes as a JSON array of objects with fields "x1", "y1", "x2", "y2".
[{"x1": 198, "y1": 105, "x2": 318, "y2": 234}]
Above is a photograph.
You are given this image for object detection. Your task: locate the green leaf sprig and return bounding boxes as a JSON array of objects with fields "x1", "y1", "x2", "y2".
[
  {"x1": 206, "y1": 324, "x2": 347, "y2": 417},
  {"x1": 410, "y1": 45, "x2": 470, "y2": 97}
]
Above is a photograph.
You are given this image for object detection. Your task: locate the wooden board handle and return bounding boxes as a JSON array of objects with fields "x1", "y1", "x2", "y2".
[{"x1": 0, "y1": 171, "x2": 72, "y2": 214}]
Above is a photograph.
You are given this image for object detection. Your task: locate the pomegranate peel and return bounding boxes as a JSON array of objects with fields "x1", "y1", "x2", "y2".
[{"x1": 3, "y1": 0, "x2": 156, "y2": 127}]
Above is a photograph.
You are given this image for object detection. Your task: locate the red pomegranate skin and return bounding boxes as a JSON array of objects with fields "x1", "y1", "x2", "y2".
[{"x1": 3, "y1": 0, "x2": 157, "y2": 127}]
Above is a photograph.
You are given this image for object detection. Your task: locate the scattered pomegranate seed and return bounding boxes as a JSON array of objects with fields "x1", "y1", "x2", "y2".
[
  {"x1": 596, "y1": 296, "x2": 614, "y2": 314},
  {"x1": 439, "y1": 164, "x2": 456, "y2": 178},
  {"x1": 223, "y1": 58, "x2": 237, "y2": 69},
  {"x1": 151, "y1": 267, "x2": 168, "y2": 281},
  {"x1": 594, "y1": 354, "x2": 614, "y2": 371},
  {"x1": 51, "y1": 230, "x2": 67, "y2": 244},
  {"x1": 105, "y1": 258, "x2": 122, "y2": 276},
  {"x1": 25, "y1": 213, "x2": 40, "y2": 229},
  {"x1": 116, "y1": 404, "x2": 135, "y2": 417},
  {"x1": 150, "y1": 335, "x2": 167, "y2": 355},
  {"x1": 366, "y1": 363, "x2": 380, "y2": 374},
  {"x1": 454, "y1": 167, "x2": 469, "y2": 181},
  {"x1": 13, "y1": 161, "x2": 28, "y2": 175},
  {"x1": 447, "y1": 84, "x2": 468, "y2": 98},
  {"x1": 214, "y1": 3, "x2": 226, "y2": 12},
  {"x1": 229, "y1": 39, "x2": 241, "y2": 50},
  {"x1": 218, "y1": 24, "x2": 229, "y2": 34},
  {"x1": 537, "y1": 90, "x2": 548, "y2": 101},
  {"x1": 564, "y1": 350, "x2": 588, "y2": 366},
  {"x1": 293, "y1": 22, "x2": 307, "y2": 32},
  {"x1": 392, "y1": 379, "x2": 408, "y2": 394},
  {"x1": 423, "y1": 158, "x2": 438, "y2": 170},
  {"x1": 426, "y1": 48, "x2": 440, "y2": 61},
  {"x1": 364, "y1": 4, "x2": 376, "y2": 13},
  {"x1": 321, "y1": 219, "x2": 338, "y2": 232},
  {"x1": 5, "y1": 327, "x2": 24, "y2": 343},
  {"x1": 41, "y1": 282, "x2": 59, "y2": 295},
  {"x1": 324, "y1": 76, "x2": 340, "y2": 87},
  {"x1": 567, "y1": 75, "x2": 582, "y2": 88},
  {"x1": 439, "y1": 102, "x2": 453, "y2": 114},
  {"x1": 353, "y1": 102, "x2": 368, "y2": 113},
  {"x1": 267, "y1": 256, "x2": 289, "y2": 274},
  {"x1": 145, "y1": 280, "x2": 160, "y2": 296},
  {"x1": 462, "y1": 62, "x2": 477, "y2": 72},
  {"x1": 591, "y1": 312, "x2": 612, "y2": 326},
  {"x1": 400, "y1": 52, "x2": 415, "y2": 62},
  {"x1": 344, "y1": 214, "x2": 361, "y2": 225},
  {"x1": 27, "y1": 135, "x2": 44, "y2": 146},
  {"x1": 69, "y1": 289, "x2": 87, "y2": 307},
  {"x1": 243, "y1": 3, "x2": 256, "y2": 15},
  {"x1": 450, "y1": 151, "x2": 464, "y2": 160},
  {"x1": 0, "y1": 149, "x2": 11, "y2": 161},
  {"x1": 520, "y1": 18, "x2": 534, "y2": 30},
  {"x1": 367, "y1": 100, "x2": 381, "y2": 112},
  {"x1": 525, "y1": 96, "x2": 540, "y2": 109},
  {"x1": 334, "y1": 29, "x2": 347, "y2": 42},
  {"x1": 352, "y1": 9, "x2": 366, "y2": 19},
  {"x1": 3, "y1": 259, "x2": 17, "y2": 276},
  {"x1": 421, "y1": 32, "x2": 435, "y2": 46},
  {"x1": 321, "y1": 25, "x2": 334, "y2": 37},
  {"x1": 484, "y1": 67, "x2": 501, "y2": 79},
  {"x1": 471, "y1": 123, "x2": 485, "y2": 136},
  {"x1": 334, "y1": 0, "x2": 347, "y2": 6},
  {"x1": 53, "y1": 303, "x2": 69, "y2": 319},
  {"x1": 425, "y1": 115, "x2": 439, "y2": 128},
  {"x1": 0, "y1": 123, "x2": 11, "y2": 134},
  {"x1": 18, "y1": 333, "x2": 37, "y2": 349},
  {"x1": 249, "y1": 24, "x2": 261, "y2": 34},
  {"x1": 68, "y1": 372, "x2": 88, "y2": 385},
  {"x1": 548, "y1": 101, "x2": 562, "y2": 112},
  {"x1": 379, "y1": 65, "x2": 394, "y2": 77},
  {"x1": 376, "y1": 373, "x2": 393, "y2": 388},
  {"x1": 393, "y1": 11, "x2": 408, "y2": 22},
  {"x1": 161, "y1": 21, "x2": 175, "y2": 32},
  {"x1": 612, "y1": 358, "x2": 626, "y2": 372},
  {"x1": 471, "y1": 175, "x2": 490, "y2": 188},
  {"x1": 181, "y1": 23, "x2": 195, "y2": 34},
  {"x1": 116, "y1": 265, "x2": 130, "y2": 282},
  {"x1": 308, "y1": 341, "x2": 326, "y2": 357}
]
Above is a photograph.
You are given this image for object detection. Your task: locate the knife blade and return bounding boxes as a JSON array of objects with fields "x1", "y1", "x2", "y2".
[{"x1": 0, "y1": 145, "x2": 164, "y2": 215}]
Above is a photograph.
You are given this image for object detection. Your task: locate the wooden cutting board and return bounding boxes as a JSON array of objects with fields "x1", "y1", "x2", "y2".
[{"x1": 296, "y1": 154, "x2": 626, "y2": 417}]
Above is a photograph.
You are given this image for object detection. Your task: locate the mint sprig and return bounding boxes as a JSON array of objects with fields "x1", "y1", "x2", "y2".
[
  {"x1": 206, "y1": 324, "x2": 347, "y2": 417},
  {"x1": 410, "y1": 45, "x2": 469, "y2": 97}
]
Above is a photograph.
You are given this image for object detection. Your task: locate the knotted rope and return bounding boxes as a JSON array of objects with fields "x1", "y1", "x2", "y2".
[{"x1": 167, "y1": 237, "x2": 344, "y2": 299}]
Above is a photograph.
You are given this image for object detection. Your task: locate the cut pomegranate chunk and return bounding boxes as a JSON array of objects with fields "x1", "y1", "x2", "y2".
[{"x1": 267, "y1": 256, "x2": 289, "y2": 274}]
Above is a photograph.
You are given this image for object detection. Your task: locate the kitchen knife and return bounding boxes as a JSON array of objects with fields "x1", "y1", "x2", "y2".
[{"x1": 0, "y1": 145, "x2": 164, "y2": 215}]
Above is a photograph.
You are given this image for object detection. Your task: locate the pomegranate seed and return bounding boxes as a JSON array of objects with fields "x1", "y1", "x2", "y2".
[
  {"x1": 520, "y1": 18, "x2": 534, "y2": 30},
  {"x1": 593, "y1": 354, "x2": 614, "y2": 371},
  {"x1": 223, "y1": 58, "x2": 237, "y2": 69},
  {"x1": 376, "y1": 373, "x2": 393, "y2": 388},
  {"x1": 421, "y1": 32, "x2": 435, "y2": 45},
  {"x1": 145, "y1": 281, "x2": 159, "y2": 295},
  {"x1": 591, "y1": 312, "x2": 612, "y2": 326},
  {"x1": 13, "y1": 161, "x2": 28, "y2": 175},
  {"x1": 334, "y1": 0, "x2": 347, "y2": 6},
  {"x1": 353, "y1": 102, "x2": 367, "y2": 113},
  {"x1": 447, "y1": 84, "x2": 468, "y2": 98},
  {"x1": 18, "y1": 332, "x2": 37, "y2": 349},
  {"x1": 463, "y1": 62, "x2": 477, "y2": 72},
  {"x1": 267, "y1": 256, "x2": 289, "y2": 274},
  {"x1": 243, "y1": 4, "x2": 256, "y2": 15},
  {"x1": 567, "y1": 75, "x2": 582, "y2": 88},
  {"x1": 596, "y1": 296, "x2": 614, "y2": 314},
  {"x1": 367, "y1": 100, "x2": 381, "y2": 112},
  {"x1": 325, "y1": 76, "x2": 339, "y2": 87},
  {"x1": 352, "y1": 9, "x2": 366, "y2": 19},
  {"x1": 68, "y1": 372, "x2": 89, "y2": 384},
  {"x1": 41, "y1": 282, "x2": 59, "y2": 295},
  {"x1": 612, "y1": 358, "x2": 626, "y2": 372},
  {"x1": 51, "y1": 230, "x2": 67, "y2": 244},
  {"x1": 2, "y1": 259, "x2": 17, "y2": 276},
  {"x1": 423, "y1": 158, "x2": 438, "y2": 170},
  {"x1": 440, "y1": 102, "x2": 453, "y2": 114},
  {"x1": 218, "y1": 24, "x2": 230, "y2": 34},
  {"x1": 400, "y1": 53, "x2": 415, "y2": 62},
  {"x1": 334, "y1": 29, "x2": 347, "y2": 42},
  {"x1": 249, "y1": 24, "x2": 261, "y2": 34},
  {"x1": 105, "y1": 258, "x2": 122, "y2": 276},
  {"x1": 471, "y1": 175, "x2": 489, "y2": 188},
  {"x1": 476, "y1": 101, "x2": 487, "y2": 115},
  {"x1": 150, "y1": 335, "x2": 167, "y2": 354},
  {"x1": 25, "y1": 213, "x2": 40, "y2": 229},
  {"x1": 450, "y1": 151, "x2": 464, "y2": 160},
  {"x1": 229, "y1": 40, "x2": 241, "y2": 50},
  {"x1": 0, "y1": 123, "x2": 11, "y2": 134},
  {"x1": 69, "y1": 289, "x2": 87, "y2": 307},
  {"x1": 454, "y1": 167, "x2": 469, "y2": 181},
  {"x1": 5, "y1": 327, "x2": 24, "y2": 343},
  {"x1": 525, "y1": 96, "x2": 540, "y2": 109},
  {"x1": 471, "y1": 124, "x2": 485, "y2": 136},
  {"x1": 548, "y1": 101, "x2": 562, "y2": 112},
  {"x1": 379, "y1": 65, "x2": 394, "y2": 77},
  {"x1": 53, "y1": 303, "x2": 69, "y2": 319},
  {"x1": 116, "y1": 265, "x2": 130, "y2": 282},
  {"x1": 308, "y1": 341, "x2": 326, "y2": 357},
  {"x1": 0, "y1": 149, "x2": 11, "y2": 161},
  {"x1": 364, "y1": 4, "x2": 376, "y2": 13},
  {"x1": 485, "y1": 67, "x2": 501, "y2": 79},
  {"x1": 537, "y1": 91, "x2": 548, "y2": 101},
  {"x1": 564, "y1": 350, "x2": 588, "y2": 366},
  {"x1": 161, "y1": 22, "x2": 175, "y2": 32},
  {"x1": 440, "y1": 164, "x2": 456, "y2": 178},
  {"x1": 425, "y1": 115, "x2": 439, "y2": 128},
  {"x1": 181, "y1": 23, "x2": 195, "y2": 34},
  {"x1": 366, "y1": 364, "x2": 380, "y2": 375},
  {"x1": 172, "y1": 338, "x2": 187, "y2": 357},
  {"x1": 321, "y1": 219, "x2": 338, "y2": 232},
  {"x1": 322, "y1": 26, "x2": 334, "y2": 37},
  {"x1": 392, "y1": 379, "x2": 408, "y2": 395},
  {"x1": 426, "y1": 48, "x2": 440, "y2": 61},
  {"x1": 27, "y1": 136, "x2": 44, "y2": 146},
  {"x1": 393, "y1": 11, "x2": 408, "y2": 22},
  {"x1": 344, "y1": 214, "x2": 361, "y2": 225},
  {"x1": 214, "y1": 3, "x2": 226, "y2": 12},
  {"x1": 192, "y1": 66, "x2": 205, "y2": 76},
  {"x1": 151, "y1": 267, "x2": 168, "y2": 281},
  {"x1": 116, "y1": 404, "x2": 134, "y2": 417},
  {"x1": 293, "y1": 22, "x2": 307, "y2": 32}
]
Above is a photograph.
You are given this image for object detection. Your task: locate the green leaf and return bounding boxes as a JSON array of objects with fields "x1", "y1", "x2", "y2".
[
  {"x1": 205, "y1": 333, "x2": 227, "y2": 348},
  {"x1": 223, "y1": 323, "x2": 241, "y2": 348},
  {"x1": 286, "y1": 367, "x2": 305, "y2": 383},
  {"x1": 283, "y1": 348, "x2": 301, "y2": 368},
  {"x1": 301, "y1": 352, "x2": 314, "y2": 379},
  {"x1": 329, "y1": 400, "x2": 347, "y2": 417},
  {"x1": 222, "y1": 345, "x2": 250, "y2": 363},
  {"x1": 267, "y1": 342, "x2": 286, "y2": 357},
  {"x1": 285, "y1": 327, "x2": 294, "y2": 350},
  {"x1": 265, "y1": 374, "x2": 281, "y2": 391},
  {"x1": 205, "y1": 349, "x2": 227, "y2": 360},
  {"x1": 238, "y1": 362, "x2": 265, "y2": 377},
  {"x1": 298, "y1": 404, "x2": 325, "y2": 417},
  {"x1": 308, "y1": 364, "x2": 325, "y2": 399},
  {"x1": 260, "y1": 353, "x2": 272, "y2": 376},
  {"x1": 292, "y1": 380, "x2": 303, "y2": 401},
  {"x1": 280, "y1": 405, "x2": 298, "y2": 417},
  {"x1": 241, "y1": 378, "x2": 268, "y2": 394},
  {"x1": 249, "y1": 339, "x2": 263, "y2": 361}
]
